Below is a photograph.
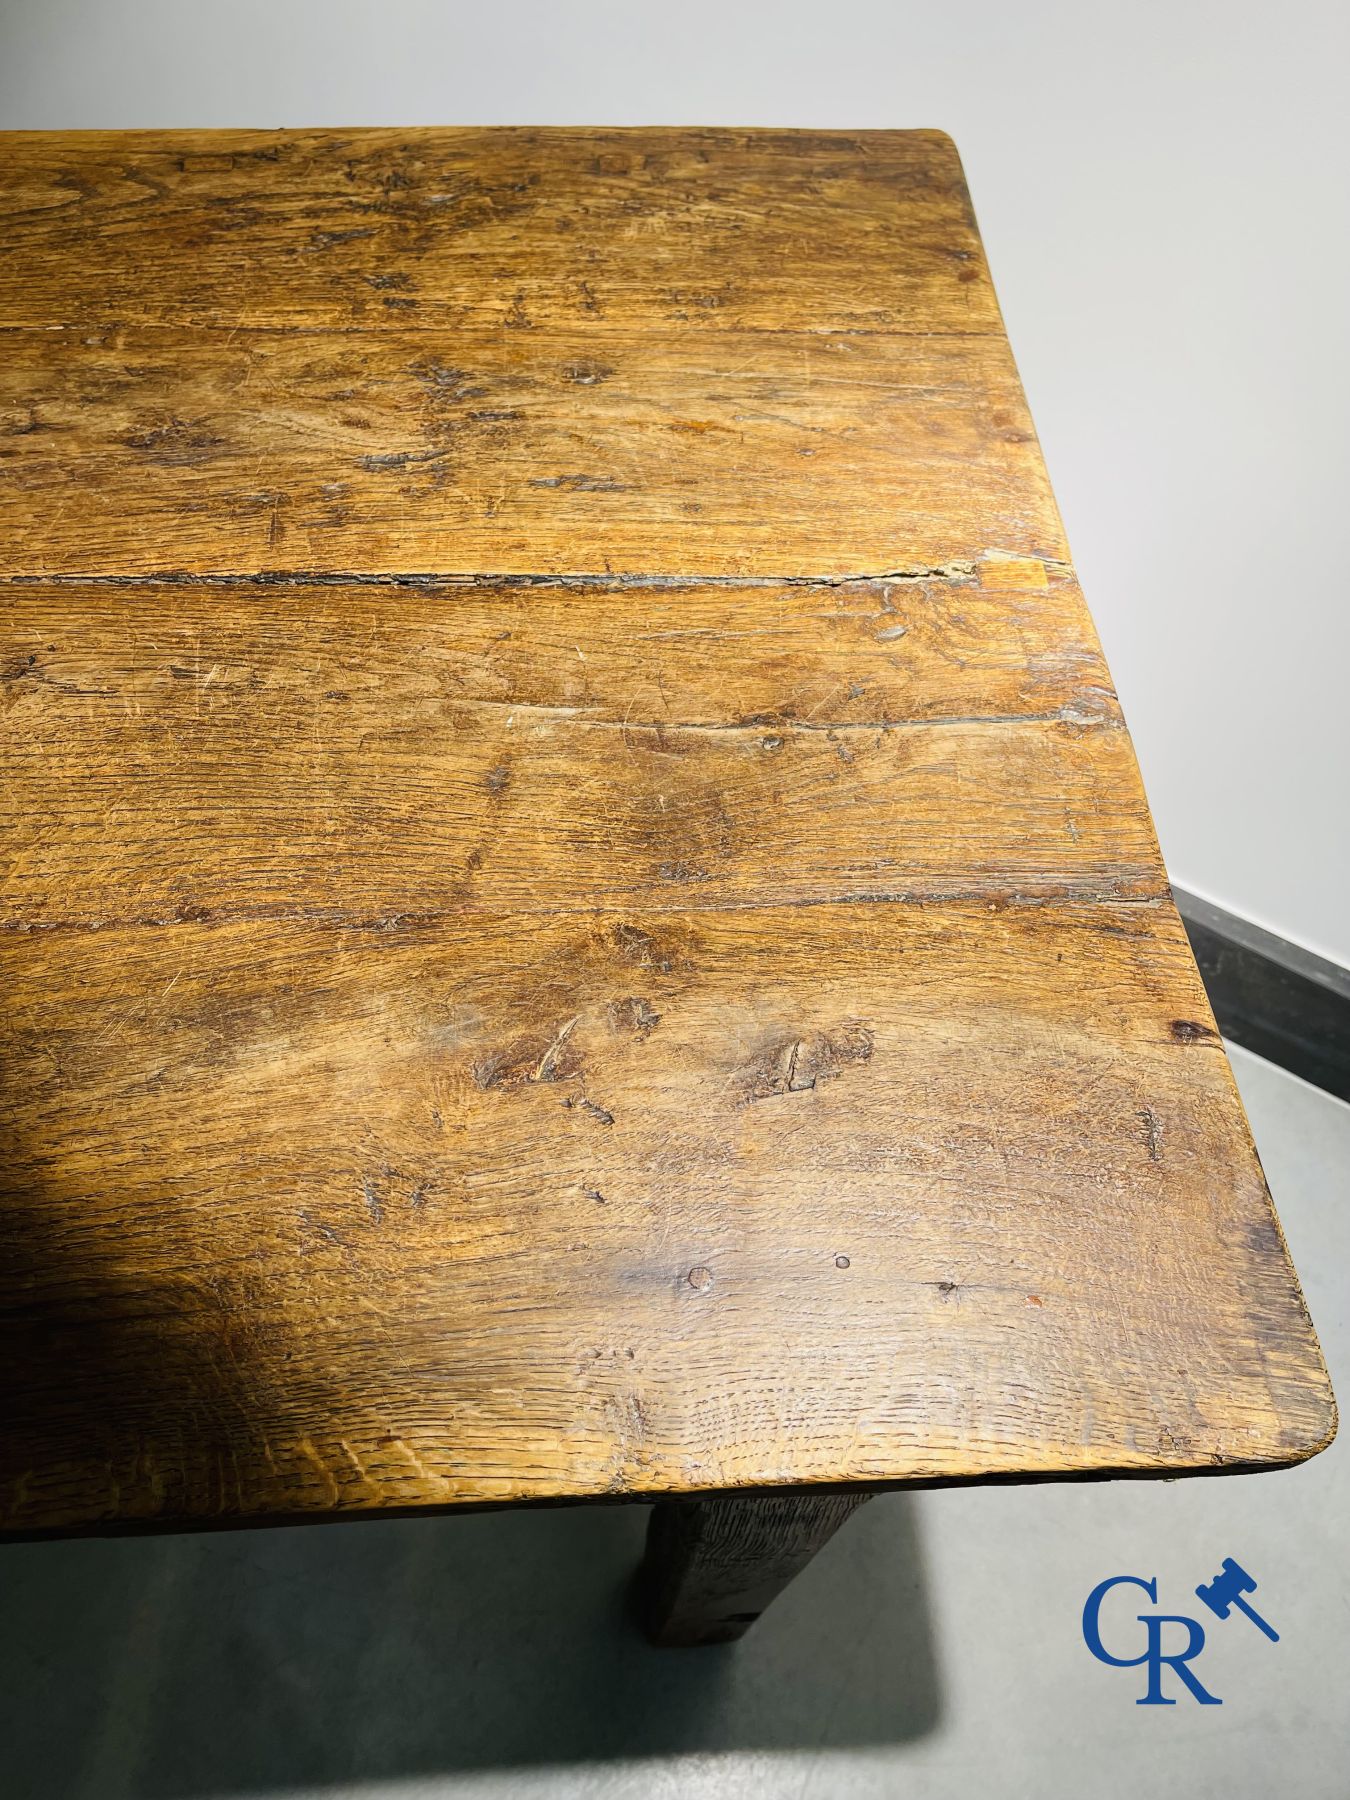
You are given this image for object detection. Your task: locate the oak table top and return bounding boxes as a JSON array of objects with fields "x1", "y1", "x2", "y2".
[{"x1": 0, "y1": 128, "x2": 1334, "y2": 1538}]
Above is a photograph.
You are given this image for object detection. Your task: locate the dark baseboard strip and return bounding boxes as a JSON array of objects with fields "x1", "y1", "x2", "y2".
[{"x1": 1174, "y1": 887, "x2": 1350, "y2": 1103}]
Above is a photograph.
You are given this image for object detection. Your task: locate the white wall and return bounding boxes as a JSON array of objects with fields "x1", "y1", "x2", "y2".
[{"x1": 3, "y1": 0, "x2": 1346, "y2": 962}]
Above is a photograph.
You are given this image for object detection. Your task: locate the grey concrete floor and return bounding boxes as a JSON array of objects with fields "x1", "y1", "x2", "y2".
[{"x1": 3, "y1": 1044, "x2": 1346, "y2": 1800}]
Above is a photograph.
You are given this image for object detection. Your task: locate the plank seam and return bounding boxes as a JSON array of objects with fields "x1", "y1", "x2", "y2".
[
  {"x1": 0, "y1": 891, "x2": 1172, "y2": 935},
  {"x1": 0, "y1": 562, "x2": 1072, "y2": 590}
]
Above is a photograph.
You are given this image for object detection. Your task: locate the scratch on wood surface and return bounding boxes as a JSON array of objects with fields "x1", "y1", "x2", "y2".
[
  {"x1": 534, "y1": 1015, "x2": 580, "y2": 1081},
  {"x1": 1139, "y1": 1105, "x2": 1164, "y2": 1162}
]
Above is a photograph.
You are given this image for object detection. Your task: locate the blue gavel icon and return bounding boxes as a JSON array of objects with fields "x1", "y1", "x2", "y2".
[{"x1": 1195, "y1": 1558, "x2": 1279, "y2": 1642}]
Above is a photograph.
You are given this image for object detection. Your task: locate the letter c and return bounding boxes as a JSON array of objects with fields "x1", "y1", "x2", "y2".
[{"x1": 1082, "y1": 1575, "x2": 1157, "y2": 1666}]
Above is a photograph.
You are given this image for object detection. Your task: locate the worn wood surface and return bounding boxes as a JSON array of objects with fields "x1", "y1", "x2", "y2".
[
  {"x1": 0, "y1": 129, "x2": 1001, "y2": 334},
  {"x1": 0, "y1": 570, "x2": 1157, "y2": 927},
  {"x1": 640, "y1": 1494, "x2": 871, "y2": 1646},
  {"x1": 0, "y1": 131, "x2": 1055, "y2": 578},
  {"x1": 0, "y1": 324, "x2": 1057, "y2": 578},
  {"x1": 0, "y1": 127, "x2": 1334, "y2": 1537}
]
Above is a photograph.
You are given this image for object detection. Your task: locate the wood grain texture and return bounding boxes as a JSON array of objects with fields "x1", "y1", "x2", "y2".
[
  {"x1": 0, "y1": 567, "x2": 1157, "y2": 928},
  {"x1": 0, "y1": 323, "x2": 1060, "y2": 577},
  {"x1": 640, "y1": 1494, "x2": 871, "y2": 1645},
  {"x1": 0, "y1": 127, "x2": 1333, "y2": 1537},
  {"x1": 0, "y1": 125, "x2": 1054, "y2": 580},
  {"x1": 0, "y1": 129, "x2": 999, "y2": 335},
  {"x1": 0, "y1": 898, "x2": 1331, "y2": 1530}
]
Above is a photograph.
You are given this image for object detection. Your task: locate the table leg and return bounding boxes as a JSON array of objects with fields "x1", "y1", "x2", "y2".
[{"x1": 637, "y1": 1491, "x2": 872, "y2": 1646}]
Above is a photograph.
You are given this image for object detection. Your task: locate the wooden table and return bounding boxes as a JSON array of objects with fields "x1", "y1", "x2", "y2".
[{"x1": 0, "y1": 128, "x2": 1334, "y2": 1645}]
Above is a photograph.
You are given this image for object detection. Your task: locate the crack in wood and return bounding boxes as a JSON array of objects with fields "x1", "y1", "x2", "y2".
[{"x1": 0, "y1": 560, "x2": 1066, "y2": 591}]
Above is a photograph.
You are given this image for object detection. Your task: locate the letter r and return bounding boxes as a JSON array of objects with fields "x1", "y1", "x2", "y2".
[{"x1": 1137, "y1": 1614, "x2": 1222, "y2": 1705}]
